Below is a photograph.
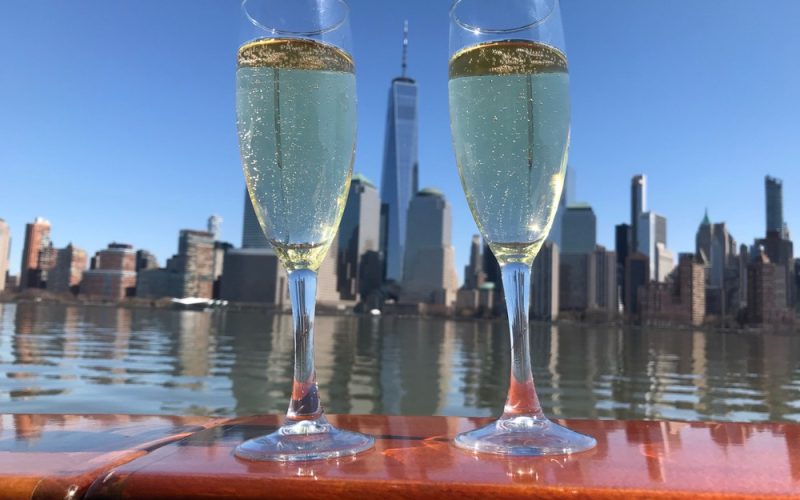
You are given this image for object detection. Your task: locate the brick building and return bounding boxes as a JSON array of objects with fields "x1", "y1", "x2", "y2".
[
  {"x1": 639, "y1": 254, "x2": 705, "y2": 326},
  {"x1": 81, "y1": 243, "x2": 137, "y2": 300},
  {"x1": 48, "y1": 244, "x2": 88, "y2": 294}
]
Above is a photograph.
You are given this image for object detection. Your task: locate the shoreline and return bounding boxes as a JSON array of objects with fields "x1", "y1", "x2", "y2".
[{"x1": 2, "y1": 290, "x2": 797, "y2": 335}]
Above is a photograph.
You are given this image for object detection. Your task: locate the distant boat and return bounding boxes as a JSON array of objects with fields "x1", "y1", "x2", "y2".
[
  {"x1": 369, "y1": 309, "x2": 381, "y2": 316},
  {"x1": 171, "y1": 298, "x2": 213, "y2": 311}
]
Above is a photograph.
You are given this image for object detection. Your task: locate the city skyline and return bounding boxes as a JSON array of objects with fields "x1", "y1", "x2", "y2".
[{"x1": 1, "y1": 1, "x2": 800, "y2": 282}]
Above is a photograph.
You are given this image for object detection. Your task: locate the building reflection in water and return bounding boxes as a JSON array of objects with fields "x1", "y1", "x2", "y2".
[
  {"x1": 177, "y1": 311, "x2": 212, "y2": 378},
  {"x1": 2, "y1": 303, "x2": 800, "y2": 421}
]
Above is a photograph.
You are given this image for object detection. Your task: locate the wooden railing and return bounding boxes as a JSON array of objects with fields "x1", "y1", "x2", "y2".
[{"x1": 1, "y1": 414, "x2": 798, "y2": 498}]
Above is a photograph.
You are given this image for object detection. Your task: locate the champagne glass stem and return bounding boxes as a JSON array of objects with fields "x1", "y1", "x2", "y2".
[
  {"x1": 287, "y1": 269, "x2": 322, "y2": 420},
  {"x1": 500, "y1": 262, "x2": 543, "y2": 419}
]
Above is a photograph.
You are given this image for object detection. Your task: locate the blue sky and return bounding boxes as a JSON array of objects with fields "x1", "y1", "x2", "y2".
[{"x1": 1, "y1": 1, "x2": 799, "y2": 279}]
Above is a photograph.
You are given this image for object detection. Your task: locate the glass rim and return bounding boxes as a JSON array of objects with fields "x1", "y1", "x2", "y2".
[
  {"x1": 241, "y1": 0, "x2": 350, "y2": 37},
  {"x1": 449, "y1": 0, "x2": 557, "y2": 34}
]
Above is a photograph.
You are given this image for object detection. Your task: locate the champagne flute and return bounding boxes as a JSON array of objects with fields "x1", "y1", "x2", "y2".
[
  {"x1": 234, "y1": 0, "x2": 373, "y2": 461},
  {"x1": 448, "y1": 0, "x2": 596, "y2": 455}
]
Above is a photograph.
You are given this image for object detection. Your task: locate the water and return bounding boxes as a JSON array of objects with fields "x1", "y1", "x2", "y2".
[{"x1": 2, "y1": 302, "x2": 800, "y2": 422}]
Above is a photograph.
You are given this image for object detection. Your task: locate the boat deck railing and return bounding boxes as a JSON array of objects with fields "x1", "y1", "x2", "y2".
[{"x1": 1, "y1": 413, "x2": 797, "y2": 498}]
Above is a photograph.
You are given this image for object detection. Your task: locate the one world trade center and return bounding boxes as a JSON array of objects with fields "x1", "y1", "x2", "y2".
[{"x1": 380, "y1": 21, "x2": 419, "y2": 283}]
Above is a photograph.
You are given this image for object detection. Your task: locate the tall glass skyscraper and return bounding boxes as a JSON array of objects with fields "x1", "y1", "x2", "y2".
[
  {"x1": 630, "y1": 174, "x2": 646, "y2": 254},
  {"x1": 766, "y1": 175, "x2": 784, "y2": 235},
  {"x1": 380, "y1": 22, "x2": 419, "y2": 282}
]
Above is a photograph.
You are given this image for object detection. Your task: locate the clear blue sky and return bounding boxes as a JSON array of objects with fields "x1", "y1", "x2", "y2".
[{"x1": 2, "y1": 1, "x2": 799, "y2": 279}]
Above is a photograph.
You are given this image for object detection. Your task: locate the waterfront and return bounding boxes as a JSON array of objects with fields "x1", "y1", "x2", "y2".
[{"x1": 2, "y1": 302, "x2": 799, "y2": 422}]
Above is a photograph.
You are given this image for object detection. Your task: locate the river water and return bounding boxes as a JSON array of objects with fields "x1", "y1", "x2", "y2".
[{"x1": 2, "y1": 302, "x2": 799, "y2": 422}]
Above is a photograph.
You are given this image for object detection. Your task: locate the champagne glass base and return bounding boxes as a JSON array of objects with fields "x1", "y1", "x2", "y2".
[
  {"x1": 454, "y1": 415, "x2": 596, "y2": 456},
  {"x1": 234, "y1": 415, "x2": 375, "y2": 462}
]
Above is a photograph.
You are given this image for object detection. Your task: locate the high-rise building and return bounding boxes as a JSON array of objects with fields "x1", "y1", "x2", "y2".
[
  {"x1": 655, "y1": 243, "x2": 675, "y2": 283},
  {"x1": 482, "y1": 239, "x2": 502, "y2": 289},
  {"x1": 547, "y1": 165, "x2": 575, "y2": 247},
  {"x1": 207, "y1": 215, "x2": 222, "y2": 241},
  {"x1": 173, "y1": 230, "x2": 215, "y2": 298},
  {"x1": 137, "y1": 231, "x2": 215, "y2": 299},
  {"x1": 81, "y1": 243, "x2": 137, "y2": 299},
  {"x1": 212, "y1": 241, "x2": 232, "y2": 294},
  {"x1": 639, "y1": 253, "x2": 705, "y2": 326},
  {"x1": 401, "y1": 189, "x2": 458, "y2": 304},
  {"x1": 242, "y1": 188, "x2": 269, "y2": 249},
  {"x1": 695, "y1": 212, "x2": 740, "y2": 315},
  {"x1": 637, "y1": 211, "x2": 669, "y2": 281},
  {"x1": 48, "y1": 244, "x2": 88, "y2": 294},
  {"x1": 212, "y1": 243, "x2": 229, "y2": 278},
  {"x1": 559, "y1": 253, "x2": 593, "y2": 312},
  {"x1": 766, "y1": 175, "x2": 784, "y2": 235},
  {"x1": 625, "y1": 252, "x2": 650, "y2": 315},
  {"x1": 696, "y1": 209, "x2": 713, "y2": 264},
  {"x1": 337, "y1": 174, "x2": 381, "y2": 301},
  {"x1": 738, "y1": 244, "x2": 750, "y2": 309},
  {"x1": 36, "y1": 243, "x2": 58, "y2": 289},
  {"x1": 630, "y1": 175, "x2": 646, "y2": 254},
  {"x1": 219, "y1": 248, "x2": 283, "y2": 305},
  {"x1": 747, "y1": 247, "x2": 788, "y2": 324},
  {"x1": 756, "y1": 230, "x2": 795, "y2": 309},
  {"x1": 559, "y1": 245, "x2": 617, "y2": 316},
  {"x1": 532, "y1": 241, "x2": 559, "y2": 320},
  {"x1": 0, "y1": 219, "x2": 10, "y2": 292},
  {"x1": 20, "y1": 217, "x2": 51, "y2": 289},
  {"x1": 615, "y1": 223, "x2": 630, "y2": 306},
  {"x1": 593, "y1": 245, "x2": 618, "y2": 316},
  {"x1": 561, "y1": 204, "x2": 597, "y2": 254},
  {"x1": 463, "y1": 235, "x2": 484, "y2": 290},
  {"x1": 380, "y1": 22, "x2": 419, "y2": 282}
]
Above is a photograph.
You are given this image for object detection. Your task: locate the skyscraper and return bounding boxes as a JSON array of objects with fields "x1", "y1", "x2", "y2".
[
  {"x1": 593, "y1": 245, "x2": 618, "y2": 316},
  {"x1": 756, "y1": 231, "x2": 795, "y2": 309},
  {"x1": 401, "y1": 189, "x2": 458, "y2": 304},
  {"x1": 561, "y1": 204, "x2": 597, "y2": 254},
  {"x1": 547, "y1": 165, "x2": 574, "y2": 247},
  {"x1": 637, "y1": 211, "x2": 669, "y2": 281},
  {"x1": 766, "y1": 175, "x2": 784, "y2": 235},
  {"x1": 747, "y1": 247, "x2": 788, "y2": 324},
  {"x1": 625, "y1": 252, "x2": 650, "y2": 315},
  {"x1": 380, "y1": 21, "x2": 419, "y2": 282},
  {"x1": 614, "y1": 223, "x2": 630, "y2": 306},
  {"x1": 655, "y1": 242, "x2": 675, "y2": 283},
  {"x1": 463, "y1": 234, "x2": 484, "y2": 290},
  {"x1": 695, "y1": 209, "x2": 713, "y2": 264},
  {"x1": 482, "y1": 239, "x2": 501, "y2": 289},
  {"x1": 630, "y1": 175, "x2": 646, "y2": 254},
  {"x1": 0, "y1": 220, "x2": 9, "y2": 292},
  {"x1": 242, "y1": 188, "x2": 269, "y2": 249},
  {"x1": 207, "y1": 215, "x2": 222, "y2": 241},
  {"x1": 532, "y1": 241, "x2": 559, "y2": 320},
  {"x1": 20, "y1": 217, "x2": 51, "y2": 289},
  {"x1": 337, "y1": 174, "x2": 381, "y2": 301}
]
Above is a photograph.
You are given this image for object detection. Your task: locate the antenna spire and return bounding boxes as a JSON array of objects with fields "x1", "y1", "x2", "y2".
[{"x1": 401, "y1": 20, "x2": 409, "y2": 77}]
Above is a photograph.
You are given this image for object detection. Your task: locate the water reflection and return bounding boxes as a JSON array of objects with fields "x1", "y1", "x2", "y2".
[{"x1": 1, "y1": 302, "x2": 800, "y2": 421}]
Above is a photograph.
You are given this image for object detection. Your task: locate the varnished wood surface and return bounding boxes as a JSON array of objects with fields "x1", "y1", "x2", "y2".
[
  {"x1": 81, "y1": 415, "x2": 800, "y2": 499},
  {"x1": 0, "y1": 414, "x2": 216, "y2": 499}
]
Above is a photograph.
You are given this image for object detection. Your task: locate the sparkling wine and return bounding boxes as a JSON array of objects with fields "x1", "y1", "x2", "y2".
[
  {"x1": 237, "y1": 38, "x2": 356, "y2": 271},
  {"x1": 449, "y1": 40, "x2": 569, "y2": 265}
]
